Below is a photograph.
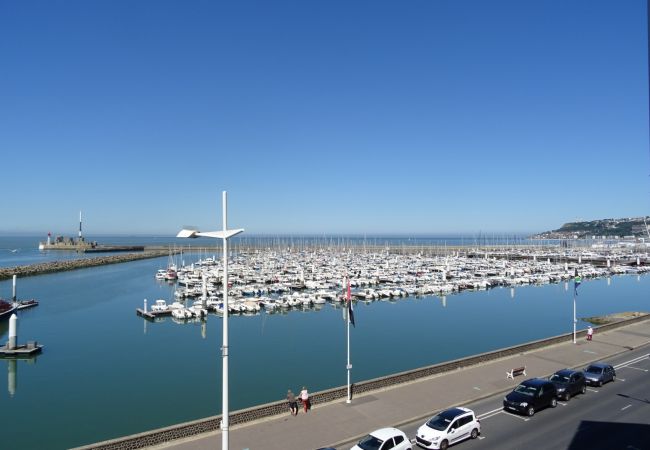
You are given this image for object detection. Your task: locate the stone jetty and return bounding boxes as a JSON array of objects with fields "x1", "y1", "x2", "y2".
[{"x1": 0, "y1": 251, "x2": 170, "y2": 281}]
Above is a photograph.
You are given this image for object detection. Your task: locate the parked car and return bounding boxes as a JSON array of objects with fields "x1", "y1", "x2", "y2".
[
  {"x1": 503, "y1": 378, "x2": 558, "y2": 416},
  {"x1": 415, "y1": 406, "x2": 480, "y2": 450},
  {"x1": 549, "y1": 369, "x2": 587, "y2": 401},
  {"x1": 584, "y1": 363, "x2": 616, "y2": 387},
  {"x1": 351, "y1": 427, "x2": 411, "y2": 450}
]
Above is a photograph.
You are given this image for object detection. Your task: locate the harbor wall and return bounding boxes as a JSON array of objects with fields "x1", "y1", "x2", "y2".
[
  {"x1": 0, "y1": 252, "x2": 169, "y2": 281},
  {"x1": 72, "y1": 313, "x2": 650, "y2": 450}
]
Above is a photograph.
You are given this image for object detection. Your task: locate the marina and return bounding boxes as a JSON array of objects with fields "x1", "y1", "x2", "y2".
[{"x1": 0, "y1": 235, "x2": 648, "y2": 449}]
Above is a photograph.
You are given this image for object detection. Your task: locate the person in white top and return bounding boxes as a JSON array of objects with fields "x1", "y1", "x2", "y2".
[
  {"x1": 587, "y1": 326, "x2": 593, "y2": 341},
  {"x1": 299, "y1": 386, "x2": 310, "y2": 412}
]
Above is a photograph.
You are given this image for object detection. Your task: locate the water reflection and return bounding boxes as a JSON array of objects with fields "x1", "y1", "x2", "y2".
[{"x1": 3, "y1": 356, "x2": 39, "y2": 397}]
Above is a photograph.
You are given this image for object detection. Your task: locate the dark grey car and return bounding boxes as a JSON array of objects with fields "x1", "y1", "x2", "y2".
[
  {"x1": 549, "y1": 369, "x2": 587, "y2": 401},
  {"x1": 503, "y1": 378, "x2": 558, "y2": 417},
  {"x1": 584, "y1": 363, "x2": 616, "y2": 387}
]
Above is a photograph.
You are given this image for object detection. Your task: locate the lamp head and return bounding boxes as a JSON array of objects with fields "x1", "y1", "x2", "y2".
[{"x1": 177, "y1": 228, "x2": 200, "y2": 238}]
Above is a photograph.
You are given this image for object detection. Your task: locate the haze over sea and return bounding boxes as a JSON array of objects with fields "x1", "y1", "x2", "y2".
[{"x1": 0, "y1": 235, "x2": 648, "y2": 449}]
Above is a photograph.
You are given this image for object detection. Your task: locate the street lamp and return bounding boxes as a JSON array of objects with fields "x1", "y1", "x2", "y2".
[{"x1": 178, "y1": 191, "x2": 244, "y2": 450}]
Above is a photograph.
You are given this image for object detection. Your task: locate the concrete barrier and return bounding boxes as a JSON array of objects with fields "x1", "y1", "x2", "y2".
[{"x1": 72, "y1": 313, "x2": 650, "y2": 450}]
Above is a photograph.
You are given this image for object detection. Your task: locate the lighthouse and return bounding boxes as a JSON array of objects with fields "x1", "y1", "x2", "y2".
[{"x1": 78, "y1": 210, "x2": 84, "y2": 243}]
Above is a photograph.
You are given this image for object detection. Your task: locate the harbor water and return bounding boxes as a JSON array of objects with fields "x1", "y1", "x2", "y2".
[{"x1": 0, "y1": 236, "x2": 648, "y2": 449}]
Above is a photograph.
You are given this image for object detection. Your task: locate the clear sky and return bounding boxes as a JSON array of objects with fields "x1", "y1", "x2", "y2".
[{"x1": 1, "y1": 0, "x2": 648, "y2": 236}]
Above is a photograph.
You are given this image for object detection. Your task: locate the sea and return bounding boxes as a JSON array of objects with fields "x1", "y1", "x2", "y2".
[{"x1": 0, "y1": 235, "x2": 647, "y2": 449}]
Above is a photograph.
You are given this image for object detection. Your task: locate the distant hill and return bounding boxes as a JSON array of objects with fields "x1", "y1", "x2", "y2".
[{"x1": 531, "y1": 216, "x2": 650, "y2": 240}]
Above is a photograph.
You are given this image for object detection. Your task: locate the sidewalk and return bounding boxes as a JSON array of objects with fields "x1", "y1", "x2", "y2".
[{"x1": 155, "y1": 320, "x2": 650, "y2": 450}]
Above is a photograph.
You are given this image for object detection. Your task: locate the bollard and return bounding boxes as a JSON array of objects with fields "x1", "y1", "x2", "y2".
[
  {"x1": 8, "y1": 314, "x2": 17, "y2": 350},
  {"x1": 144, "y1": 299, "x2": 147, "y2": 313},
  {"x1": 12, "y1": 274, "x2": 17, "y2": 302}
]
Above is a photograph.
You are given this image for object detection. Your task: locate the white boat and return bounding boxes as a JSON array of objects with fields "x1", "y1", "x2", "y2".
[
  {"x1": 171, "y1": 307, "x2": 193, "y2": 319},
  {"x1": 155, "y1": 269, "x2": 166, "y2": 280},
  {"x1": 151, "y1": 299, "x2": 169, "y2": 312}
]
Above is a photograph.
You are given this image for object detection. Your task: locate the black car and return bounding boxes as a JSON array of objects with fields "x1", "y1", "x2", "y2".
[
  {"x1": 584, "y1": 363, "x2": 616, "y2": 387},
  {"x1": 503, "y1": 378, "x2": 557, "y2": 417},
  {"x1": 549, "y1": 369, "x2": 587, "y2": 401}
]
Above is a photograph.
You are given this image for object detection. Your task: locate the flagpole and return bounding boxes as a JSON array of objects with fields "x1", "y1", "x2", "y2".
[
  {"x1": 346, "y1": 276, "x2": 352, "y2": 403},
  {"x1": 347, "y1": 303, "x2": 351, "y2": 403}
]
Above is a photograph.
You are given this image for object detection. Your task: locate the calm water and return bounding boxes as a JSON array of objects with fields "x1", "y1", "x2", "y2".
[{"x1": 0, "y1": 237, "x2": 647, "y2": 449}]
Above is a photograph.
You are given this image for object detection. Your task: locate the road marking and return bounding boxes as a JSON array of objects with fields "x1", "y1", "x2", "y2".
[
  {"x1": 503, "y1": 411, "x2": 530, "y2": 421},
  {"x1": 478, "y1": 436, "x2": 486, "y2": 440},
  {"x1": 557, "y1": 402, "x2": 567, "y2": 406},
  {"x1": 614, "y1": 354, "x2": 650, "y2": 369},
  {"x1": 621, "y1": 404, "x2": 632, "y2": 411},
  {"x1": 583, "y1": 350, "x2": 597, "y2": 354},
  {"x1": 473, "y1": 386, "x2": 481, "y2": 391},
  {"x1": 478, "y1": 407, "x2": 505, "y2": 419},
  {"x1": 587, "y1": 388, "x2": 599, "y2": 393},
  {"x1": 623, "y1": 366, "x2": 649, "y2": 372},
  {"x1": 618, "y1": 378, "x2": 626, "y2": 382},
  {"x1": 480, "y1": 411, "x2": 503, "y2": 420}
]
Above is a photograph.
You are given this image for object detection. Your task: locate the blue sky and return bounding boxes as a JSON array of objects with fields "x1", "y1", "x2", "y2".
[{"x1": 1, "y1": 0, "x2": 648, "y2": 236}]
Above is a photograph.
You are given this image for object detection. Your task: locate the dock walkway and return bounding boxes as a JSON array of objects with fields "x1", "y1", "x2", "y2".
[{"x1": 76, "y1": 316, "x2": 650, "y2": 450}]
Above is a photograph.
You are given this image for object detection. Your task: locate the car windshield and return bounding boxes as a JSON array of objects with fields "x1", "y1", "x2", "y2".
[
  {"x1": 550, "y1": 374, "x2": 569, "y2": 383},
  {"x1": 426, "y1": 415, "x2": 452, "y2": 431},
  {"x1": 513, "y1": 384, "x2": 537, "y2": 396},
  {"x1": 586, "y1": 366, "x2": 603, "y2": 374},
  {"x1": 357, "y1": 434, "x2": 383, "y2": 450}
]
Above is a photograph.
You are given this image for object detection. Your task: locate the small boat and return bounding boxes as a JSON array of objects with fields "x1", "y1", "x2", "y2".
[
  {"x1": 0, "y1": 300, "x2": 17, "y2": 320},
  {"x1": 151, "y1": 299, "x2": 169, "y2": 312}
]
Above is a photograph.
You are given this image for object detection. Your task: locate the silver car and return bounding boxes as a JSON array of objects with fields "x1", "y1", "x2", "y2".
[{"x1": 584, "y1": 363, "x2": 616, "y2": 387}]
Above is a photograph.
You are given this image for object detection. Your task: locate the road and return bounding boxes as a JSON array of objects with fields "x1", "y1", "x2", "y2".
[{"x1": 341, "y1": 346, "x2": 650, "y2": 450}]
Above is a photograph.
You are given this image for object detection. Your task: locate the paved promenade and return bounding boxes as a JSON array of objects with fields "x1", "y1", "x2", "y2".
[{"x1": 149, "y1": 319, "x2": 650, "y2": 450}]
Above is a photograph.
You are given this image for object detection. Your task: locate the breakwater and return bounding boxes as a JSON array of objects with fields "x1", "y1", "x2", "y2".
[
  {"x1": 72, "y1": 312, "x2": 650, "y2": 450},
  {"x1": 0, "y1": 251, "x2": 169, "y2": 281}
]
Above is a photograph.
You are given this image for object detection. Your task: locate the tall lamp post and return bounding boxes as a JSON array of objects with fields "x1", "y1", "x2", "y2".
[{"x1": 177, "y1": 191, "x2": 244, "y2": 450}]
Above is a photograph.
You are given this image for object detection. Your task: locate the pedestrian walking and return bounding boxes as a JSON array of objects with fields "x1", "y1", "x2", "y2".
[
  {"x1": 587, "y1": 326, "x2": 593, "y2": 341},
  {"x1": 299, "y1": 386, "x2": 310, "y2": 412},
  {"x1": 286, "y1": 389, "x2": 298, "y2": 416}
]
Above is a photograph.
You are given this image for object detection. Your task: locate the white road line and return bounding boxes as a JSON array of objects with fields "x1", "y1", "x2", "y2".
[
  {"x1": 621, "y1": 404, "x2": 632, "y2": 411},
  {"x1": 618, "y1": 378, "x2": 626, "y2": 382},
  {"x1": 557, "y1": 402, "x2": 567, "y2": 406},
  {"x1": 478, "y1": 407, "x2": 505, "y2": 418},
  {"x1": 478, "y1": 436, "x2": 486, "y2": 440},
  {"x1": 473, "y1": 386, "x2": 481, "y2": 391},
  {"x1": 614, "y1": 354, "x2": 650, "y2": 369},
  {"x1": 623, "y1": 366, "x2": 649, "y2": 372},
  {"x1": 583, "y1": 350, "x2": 597, "y2": 354},
  {"x1": 587, "y1": 388, "x2": 599, "y2": 393},
  {"x1": 503, "y1": 411, "x2": 530, "y2": 421},
  {"x1": 480, "y1": 411, "x2": 504, "y2": 421}
]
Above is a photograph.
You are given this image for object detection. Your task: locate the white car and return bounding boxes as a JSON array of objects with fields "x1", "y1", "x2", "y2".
[
  {"x1": 351, "y1": 427, "x2": 411, "y2": 450},
  {"x1": 415, "y1": 407, "x2": 480, "y2": 450}
]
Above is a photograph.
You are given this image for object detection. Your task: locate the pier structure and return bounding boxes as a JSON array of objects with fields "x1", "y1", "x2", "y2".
[{"x1": 0, "y1": 314, "x2": 43, "y2": 357}]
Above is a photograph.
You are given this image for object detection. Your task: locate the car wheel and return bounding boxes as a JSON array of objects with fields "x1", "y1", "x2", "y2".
[
  {"x1": 581, "y1": 385, "x2": 586, "y2": 395},
  {"x1": 527, "y1": 406, "x2": 535, "y2": 417},
  {"x1": 564, "y1": 392, "x2": 571, "y2": 402},
  {"x1": 471, "y1": 428, "x2": 479, "y2": 439},
  {"x1": 440, "y1": 439, "x2": 449, "y2": 450},
  {"x1": 550, "y1": 398, "x2": 557, "y2": 408}
]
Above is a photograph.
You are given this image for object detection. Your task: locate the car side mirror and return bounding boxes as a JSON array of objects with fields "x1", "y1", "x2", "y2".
[{"x1": 450, "y1": 429, "x2": 456, "y2": 433}]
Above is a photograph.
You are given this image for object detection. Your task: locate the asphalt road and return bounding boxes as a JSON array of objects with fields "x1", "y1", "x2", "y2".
[{"x1": 342, "y1": 346, "x2": 650, "y2": 450}]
